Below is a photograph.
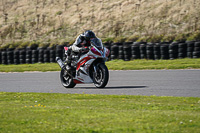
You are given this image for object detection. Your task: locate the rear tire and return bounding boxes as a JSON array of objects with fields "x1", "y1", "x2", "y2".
[
  {"x1": 60, "y1": 68, "x2": 76, "y2": 88},
  {"x1": 93, "y1": 63, "x2": 109, "y2": 88}
]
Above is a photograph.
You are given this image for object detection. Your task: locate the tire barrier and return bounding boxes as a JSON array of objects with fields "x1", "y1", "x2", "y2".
[
  {"x1": 146, "y1": 43, "x2": 154, "y2": 60},
  {"x1": 169, "y1": 42, "x2": 178, "y2": 60},
  {"x1": 178, "y1": 43, "x2": 187, "y2": 59},
  {"x1": 38, "y1": 47, "x2": 44, "y2": 63},
  {"x1": 7, "y1": 49, "x2": 14, "y2": 65},
  {"x1": 110, "y1": 43, "x2": 119, "y2": 60},
  {"x1": 186, "y1": 41, "x2": 194, "y2": 58},
  {"x1": 26, "y1": 47, "x2": 32, "y2": 64},
  {"x1": 19, "y1": 49, "x2": 26, "y2": 64},
  {"x1": 56, "y1": 45, "x2": 64, "y2": 61},
  {"x1": 32, "y1": 50, "x2": 38, "y2": 64},
  {"x1": 1, "y1": 50, "x2": 7, "y2": 64},
  {"x1": 123, "y1": 42, "x2": 132, "y2": 61},
  {"x1": 193, "y1": 42, "x2": 200, "y2": 58},
  {"x1": 0, "y1": 51, "x2": 1, "y2": 64},
  {"x1": 154, "y1": 43, "x2": 161, "y2": 60},
  {"x1": 0, "y1": 41, "x2": 200, "y2": 65},
  {"x1": 118, "y1": 44, "x2": 124, "y2": 60},
  {"x1": 44, "y1": 49, "x2": 50, "y2": 63},
  {"x1": 14, "y1": 50, "x2": 20, "y2": 64},
  {"x1": 49, "y1": 48, "x2": 56, "y2": 63},
  {"x1": 140, "y1": 43, "x2": 147, "y2": 59},
  {"x1": 160, "y1": 43, "x2": 169, "y2": 60},
  {"x1": 132, "y1": 42, "x2": 141, "y2": 59}
]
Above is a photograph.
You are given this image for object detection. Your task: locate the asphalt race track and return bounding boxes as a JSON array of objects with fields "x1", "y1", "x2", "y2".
[{"x1": 0, "y1": 70, "x2": 200, "y2": 97}]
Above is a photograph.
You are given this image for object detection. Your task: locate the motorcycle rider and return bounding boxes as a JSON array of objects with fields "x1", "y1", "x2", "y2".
[
  {"x1": 71, "y1": 30, "x2": 96, "y2": 52},
  {"x1": 66, "y1": 30, "x2": 101, "y2": 71}
]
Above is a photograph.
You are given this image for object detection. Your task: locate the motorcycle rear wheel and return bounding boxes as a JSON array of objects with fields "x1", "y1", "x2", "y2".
[
  {"x1": 60, "y1": 68, "x2": 76, "y2": 88},
  {"x1": 93, "y1": 63, "x2": 109, "y2": 88}
]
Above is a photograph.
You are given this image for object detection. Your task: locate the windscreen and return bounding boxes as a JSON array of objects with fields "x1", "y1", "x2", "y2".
[{"x1": 91, "y1": 38, "x2": 103, "y2": 50}]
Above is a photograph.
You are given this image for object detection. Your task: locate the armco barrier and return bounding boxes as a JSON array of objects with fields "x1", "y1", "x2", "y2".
[{"x1": 0, "y1": 41, "x2": 200, "y2": 65}]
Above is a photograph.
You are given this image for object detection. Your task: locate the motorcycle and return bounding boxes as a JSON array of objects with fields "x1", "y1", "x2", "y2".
[{"x1": 56, "y1": 38, "x2": 110, "y2": 88}]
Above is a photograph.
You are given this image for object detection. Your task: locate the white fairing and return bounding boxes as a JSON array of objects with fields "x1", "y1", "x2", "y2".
[
  {"x1": 74, "y1": 58, "x2": 95, "y2": 83},
  {"x1": 73, "y1": 41, "x2": 108, "y2": 84}
]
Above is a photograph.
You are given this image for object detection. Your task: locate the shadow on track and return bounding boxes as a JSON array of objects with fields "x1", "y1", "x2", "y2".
[{"x1": 76, "y1": 86, "x2": 147, "y2": 89}]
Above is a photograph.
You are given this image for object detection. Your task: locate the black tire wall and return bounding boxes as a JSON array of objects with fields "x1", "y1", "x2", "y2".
[
  {"x1": 19, "y1": 49, "x2": 26, "y2": 64},
  {"x1": 186, "y1": 41, "x2": 194, "y2": 58},
  {"x1": 123, "y1": 42, "x2": 132, "y2": 61},
  {"x1": 14, "y1": 50, "x2": 20, "y2": 64},
  {"x1": 32, "y1": 50, "x2": 38, "y2": 63},
  {"x1": 1, "y1": 41, "x2": 200, "y2": 65},
  {"x1": 160, "y1": 43, "x2": 169, "y2": 60},
  {"x1": 0, "y1": 51, "x2": 1, "y2": 64},
  {"x1": 1, "y1": 50, "x2": 7, "y2": 64},
  {"x1": 131, "y1": 42, "x2": 141, "y2": 59},
  {"x1": 154, "y1": 43, "x2": 161, "y2": 60},
  {"x1": 146, "y1": 43, "x2": 154, "y2": 60},
  {"x1": 56, "y1": 45, "x2": 64, "y2": 61},
  {"x1": 169, "y1": 42, "x2": 178, "y2": 60},
  {"x1": 193, "y1": 42, "x2": 200, "y2": 58},
  {"x1": 26, "y1": 47, "x2": 32, "y2": 64},
  {"x1": 110, "y1": 43, "x2": 119, "y2": 60}
]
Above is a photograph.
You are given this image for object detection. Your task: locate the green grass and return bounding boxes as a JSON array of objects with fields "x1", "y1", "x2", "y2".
[
  {"x1": 106, "y1": 58, "x2": 200, "y2": 70},
  {"x1": 0, "y1": 63, "x2": 60, "y2": 72},
  {"x1": 0, "y1": 58, "x2": 200, "y2": 72},
  {"x1": 0, "y1": 92, "x2": 200, "y2": 132}
]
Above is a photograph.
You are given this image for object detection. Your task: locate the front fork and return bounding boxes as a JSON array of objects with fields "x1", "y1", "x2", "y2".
[
  {"x1": 93, "y1": 63, "x2": 101, "y2": 78},
  {"x1": 93, "y1": 65, "x2": 97, "y2": 78}
]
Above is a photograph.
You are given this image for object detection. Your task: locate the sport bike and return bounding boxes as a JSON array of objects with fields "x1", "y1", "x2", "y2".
[{"x1": 56, "y1": 38, "x2": 110, "y2": 88}]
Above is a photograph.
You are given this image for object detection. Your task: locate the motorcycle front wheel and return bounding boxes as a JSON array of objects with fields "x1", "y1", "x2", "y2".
[
  {"x1": 93, "y1": 63, "x2": 109, "y2": 88},
  {"x1": 60, "y1": 68, "x2": 76, "y2": 88}
]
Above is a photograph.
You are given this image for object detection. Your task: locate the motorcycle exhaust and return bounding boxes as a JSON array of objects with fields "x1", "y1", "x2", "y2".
[
  {"x1": 56, "y1": 57, "x2": 73, "y2": 78},
  {"x1": 56, "y1": 57, "x2": 65, "y2": 69}
]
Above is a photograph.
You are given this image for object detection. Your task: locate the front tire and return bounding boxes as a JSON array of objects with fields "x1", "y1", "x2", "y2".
[
  {"x1": 93, "y1": 63, "x2": 109, "y2": 88},
  {"x1": 60, "y1": 68, "x2": 76, "y2": 88}
]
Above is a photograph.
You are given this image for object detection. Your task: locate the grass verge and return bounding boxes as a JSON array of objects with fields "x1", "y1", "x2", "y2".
[
  {"x1": 0, "y1": 63, "x2": 60, "y2": 72},
  {"x1": 106, "y1": 58, "x2": 200, "y2": 70},
  {"x1": 0, "y1": 92, "x2": 200, "y2": 132},
  {"x1": 0, "y1": 58, "x2": 200, "y2": 72}
]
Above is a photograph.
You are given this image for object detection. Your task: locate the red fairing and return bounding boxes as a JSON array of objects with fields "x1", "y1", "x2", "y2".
[
  {"x1": 91, "y1": 47, "x2": 101, "y2": 56},
  {"x1": 76, "y1": 56, "x2": 96, "y2": 70},
  {"x1": 105, "y1": 48, "x2": 110, "y2": 57},
  {"x1": 64, "y1": 47, "x2": 68, "y2": 51},
  {"x1": 73, "y1": 79, "x2": 84, "y2": 84}
]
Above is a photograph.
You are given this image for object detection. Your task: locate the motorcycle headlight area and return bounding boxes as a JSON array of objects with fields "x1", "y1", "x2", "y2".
[{"x1": 91, "y1": 47, "x2": 102, "y2": 56}]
